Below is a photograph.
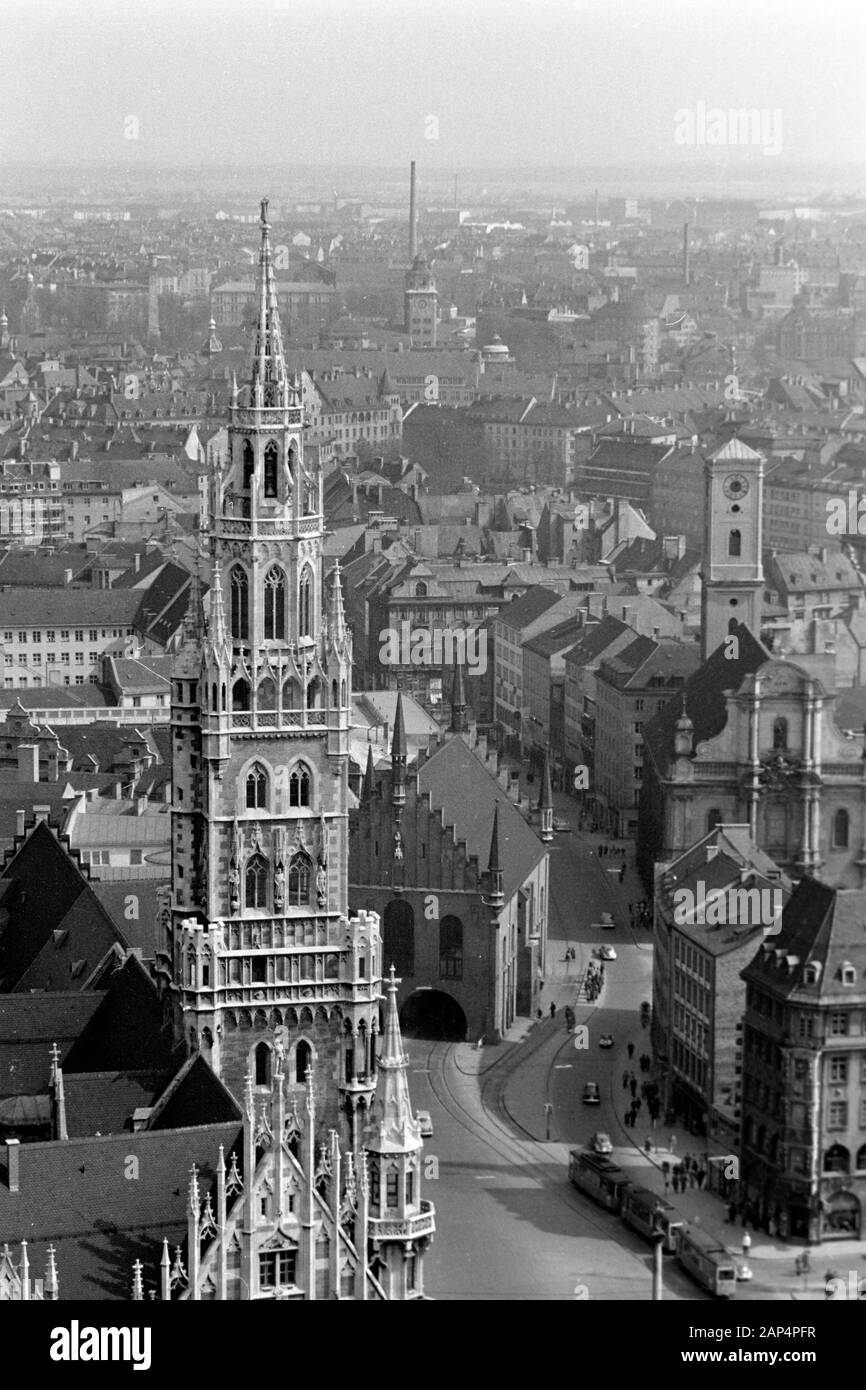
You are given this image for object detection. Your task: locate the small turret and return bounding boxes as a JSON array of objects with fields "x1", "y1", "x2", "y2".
[
  {"x1": 391, "y1": 691, "x2": 407, "y2": 810},
  {"x1": 674, "y1": 693, "x2": 694, "y2": 758},
  {"x1": 482, "y1": 803, "x2": 505, "y2": 909},
  {"x1": 363, "y1": 743, "x2": 376, "y2": 801},
  {"x1": 448, "y1": 657, "x2": 468, "y2": 734},
  {"x1": 364, "y1": 965, "x2": 422, "y2": 1156},
  {"x1": 327, "y1": 559, "x2": 348, "y2": 644},
  {"x1": 538, "y1": 750, "x2": 554, "y2": 843}
]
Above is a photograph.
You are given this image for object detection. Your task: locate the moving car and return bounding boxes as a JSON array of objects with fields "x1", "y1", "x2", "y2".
[
  {"x1": 553, "y1": 816, "x2": 571, "y2": 832},
  {"x1": 600, "y1": 945, "x2": 617, "y2": 961},
  {"x1": 599, "y1": 1033, "x2": 614, "y2": 1049},
  {"x1": 591, "y1": 1131, "x2": 613, "y2": 1155},
  {"x1": 582, "y1": 1081, "x2": 601, "y2": 1105},
  {"x1": 416, "y1": 1110, "x2": 433, "y2": 1137},
  {"x1": 736, "y1": 1262, "x2": 753, "y2": 1282}
]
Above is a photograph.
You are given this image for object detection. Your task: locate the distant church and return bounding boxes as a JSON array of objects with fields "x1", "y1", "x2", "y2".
[{"x1": 639, "y1": 435, "x2": 866, "y2": 888}]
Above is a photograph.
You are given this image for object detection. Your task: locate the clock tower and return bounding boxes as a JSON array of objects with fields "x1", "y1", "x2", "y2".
[
  {"x1": 700, "y1": 435, "x2": 765, "y2": 661},
  {"x1": 160, "y1": 199, "x2": 382, "y2": 1145}
]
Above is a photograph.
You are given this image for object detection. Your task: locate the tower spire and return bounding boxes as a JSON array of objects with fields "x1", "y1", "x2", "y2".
[
  {"x1": 538, "y1": 750, "x2": 554, "y2": 842},
  {"x1": 327, "y1": 559, "x2": 347, "y2": 642},
  {"x1": 483, "y1": 803, "x2": 505, "y2": 908},
  {"x1": 250, "y1": 197, "x2": 288, "y2": 408},
  {"x1": 391, "y1": 691, "x2": 407, "y2": 809},
  {"x1": 448, "y1": 657, "x2": 467, "y2": 733},
  {"x1": 363, "y1": 742, "x2": 375, "y2": 800},
  {"x1": 364, "y1": 966, "x2": 422, "y2": 1154}
]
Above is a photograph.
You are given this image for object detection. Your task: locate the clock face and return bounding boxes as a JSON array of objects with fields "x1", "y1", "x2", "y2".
[{"x1": 723, "y1": 473, "x2": 750, "y2": 500}]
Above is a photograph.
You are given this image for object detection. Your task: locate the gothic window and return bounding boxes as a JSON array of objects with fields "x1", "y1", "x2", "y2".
[
  {"x1": 298, "y1": 567, "x2": 313, "y2": 638},
  {"x1": 246, "y1": 763, "x2": 268, "y2": 810},
  {"x1": 245, "y1": 854, "x2": 268, "y2": 910},
  {"x1": 383, "y1": 899, "x2": 415, "y2": 977},
  {"x1": 283, "y1": 679, "x2": 302, "y2": 713},
  {"x1": 259, "y1": 1249, "x2": 297, "y2": 1290},
  {"x1": 232, "y1": 678, "x2": 250, "y2": 712},
  {"x1": 289, "y1": 763, "x2": 311, "y2": 808},
  {"x1": 385, "y1": 1169, "x2": 399, "y2": 1208},
  {"x1": 254, "y1": 1041, "x2": 272, "y2": 1087},
  {"x1": 772, "y1": 716, "x2": 788, "y2": 751},
  {"x1": 264, "y1": 442, "x2": 279, "y2": 498},
  {"x1": 307, "y1": 677, "x2": 321, "y2": 710},
  {"x1": 258, "y1": 677, "x2": 277, "y2": 710},
  {"x1": 242, "y1": 440, "x2": 254, "y2": 491},
  {"x1": 295, "y1": 1039, "x2": 312, "y2": 1084},
  {"x1": 331, "y1": 679, "x2": 338, "y2": 707},
  {"x1": 288, "y1": 854, "x2": 311, "y2": 906},
  {"x1": 264, "y1": 567, "x2": 286, "y2": 640},
  {"x1": 287, "y1": 443, "x2": 297, "y2": 480},
  {"x1": 439, "y1": 914, "x2": 464, "y2": 980},
  {"x1": 833, "y1": 808, "x2": 850, "y2": 849},
  {"x1": 230, "y1": 566, "x2": 249, "y2": 640},
  {"x1": 304, "y1": 483, "x2": 315, "y2": 514},
  {"x1": 728, "y1": 529, "x2": 742, "y2": 557}
]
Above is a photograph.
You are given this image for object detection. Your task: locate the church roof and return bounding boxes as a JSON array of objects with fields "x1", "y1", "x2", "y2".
[{"x1": 418, "y1": 737, "x2": 546, "y2": 900}]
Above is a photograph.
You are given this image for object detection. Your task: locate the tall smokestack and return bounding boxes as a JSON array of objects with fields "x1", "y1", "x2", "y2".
[
  {"x1": 409, "y1": 160, "x2": 418, "y2": 262},
  {"x1": 682, "y1": 222, "x2": 690, "y2": 287}
]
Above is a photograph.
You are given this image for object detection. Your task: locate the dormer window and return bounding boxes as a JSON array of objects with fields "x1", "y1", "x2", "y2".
[
  {"x1": 803, "y1": 962, "x2": 821, "y2": 985},
  {"x1": 841, "y1": 963, "x2": 857, "y2": 987}
]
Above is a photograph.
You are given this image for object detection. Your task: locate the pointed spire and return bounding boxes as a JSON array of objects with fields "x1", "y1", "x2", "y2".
[
  {"x1": 328, "y1": 559, "x2": 347, "y2": 642},
  {"x1": 449, "y1": 657, "x2": 467, "y2": 733},
  {"x1": 538, "y1": 751, "x2": 554, "y2": 842},
  {"x1": 45, "y1": 1244, "x2": 58, "y2": 1300},
  {"x1": 391, "y1": 691, "x2": 407, "y2": 809},
  {"x1": 364, "y1": 966, "x2": 422, "y2": 1155},
  {"x1": 483, "y1": 803, "x2": 505, "y2": 909},
  {"x1": 363, "y1": 742, "x2": 375, "y2": 800},
  {"x1": 174, "y1": 561, "x2": 203, "y2": 678},
  {"x1": 189, "y1": 1163, "x2": 200, "y2": 1214},
  {"x1": 207, "y1": 562, "x2": 229, "y2": 663},
  {"x1": 132, "y1": 1260, "x2": 144, "y2": 1301},
  {"x1": 250, "y1": 197, "x2": 289, "y2": 408}
]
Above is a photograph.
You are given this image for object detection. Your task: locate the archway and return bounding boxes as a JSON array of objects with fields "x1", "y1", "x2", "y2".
[{"x1": 399, "y1": 988, "x2": 467, "y2": 1042}]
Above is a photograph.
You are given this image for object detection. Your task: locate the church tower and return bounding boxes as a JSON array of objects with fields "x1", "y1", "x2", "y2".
[
  {"x1": 161, "y1": 199, "x2": 382, "y2": 1141},
  {"x1": 700, "y1": 436, "x2": 765, "y2": 661}
]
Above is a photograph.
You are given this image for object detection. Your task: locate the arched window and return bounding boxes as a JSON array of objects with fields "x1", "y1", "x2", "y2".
[
  {"x1": 295, "y1": 1039, "x2": 312, "y2": 1084},
  {"x1": 242, "y1": 440, "x2": 254, "y2": 491},
  {"x1": 289, "y1": 763, "x2": 311, "y2": 808},
  {"x1": 258, "y1": 677, "x2": 276, "y2": 710},
  {"x1": 856, "y1": 1143, "x2": 866, "y2": 1171},
  {"x1": 288, "y1": 854, "x2": 311, "y2": 906},
  {"x1": 246, "y1": 763, "x2": 268, "y2": 810},
  {"x1": 706, "y1": 808, "x2": 722, "y2": 834},
  {"x1": 728, "y1": 529, "x2": 742, "y2": 557},
  {"x1": 823, "y1": 1144, "x2": 850, "y2": 1174},
  {"x1": 772, "y1": 716, "x2": 788, "y2": 751},
  {"x1": 415, "y1": 581, "x2": 428, "y2": 597},
  {"x1": 298, "y1": 567, "x2": 313, "y2": 638},
  {"x1": 439, "y1": 915, "x2": 464, "y2": 980},
  {"x1": 727, "y1": 617, "x2": 738, "y2": 635},
  {"x1": 307, "y1": 677, "x2": 321, "y2": 710},
  {"x1": 286, "y1": 443, "x2": 297, "y2": 481},
  {"x1": 383, "y1": 899, "x2": 415, "y2": 977},
  {"x1": 264, "y1": 567, "x2": 286, "y2": 640},
  {"x1": 255, "y1": 1041, "x2": 272, "y2": 1087},
  {"x1": 331, "y1": 679, "x2": 338, "y2": 707},
  {"x1": 833, "y1": 808, "x2": 850, "y2": 849},
  {"x1": 232, "y1": 678, "x2": 250, "y2": 712},
  {"x1": 263, "y1": 442, "x2": 278, "y2": 498},
  {"x1": 245, "y1": 854, "x2": 268, "y2": 910},
  {"x1": 230, "y1": 566, "x2": 249, "y2": 640}
]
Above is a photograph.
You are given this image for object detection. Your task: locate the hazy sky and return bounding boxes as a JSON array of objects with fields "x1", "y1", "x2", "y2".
[{"x1": 2, "y1": 0, "x2": 864, "y2": 170}]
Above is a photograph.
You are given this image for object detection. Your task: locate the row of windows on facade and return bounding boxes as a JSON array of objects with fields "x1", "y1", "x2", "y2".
[
  {"x1": 2, "y1": 628, "x2": 132, "y2": 643},
  {"x1": 3, "y1": 675, "x2": 95, "y2": 687},
  {"x1": 208, "y1": 951, "x2": 358, "y2": 986}
]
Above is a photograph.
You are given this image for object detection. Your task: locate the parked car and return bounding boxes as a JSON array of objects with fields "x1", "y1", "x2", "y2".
[
  {"x1": 600, "y1": 945, "x2": 617, "y2": 961},
  {"x1": 553, "y1": 815, "x2": 571, "y2": 832},
  {"x1": 591, "y1": 1131, "x2": 613, "y2": 1155},
  {"x1": 416, "y1": 1110, "x2": 433, "y2": 1137},
  {"x1": 600, "y1": 912, "x2": 615, "y2": 930},
  {"x1": 582, "y1": 1081, "x2": 601, "y2": 1105},
  {"x1": 598, "y1": 1033, "x2": 614, "y2": 1049}
]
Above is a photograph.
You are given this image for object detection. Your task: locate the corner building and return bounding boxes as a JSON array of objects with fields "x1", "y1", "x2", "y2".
[{"x1": 158, "y1": 201, "x2": 382, "y2": 1143}]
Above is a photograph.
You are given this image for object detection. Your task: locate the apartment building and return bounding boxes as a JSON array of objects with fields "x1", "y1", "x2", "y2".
[{"x1": 0, "y1": 590, "x2": 142, "y2": 687}]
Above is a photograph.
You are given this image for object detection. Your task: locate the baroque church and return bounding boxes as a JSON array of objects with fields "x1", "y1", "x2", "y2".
[{"x1": 639, "y1": 435, "x2": 866, "y2": 890}]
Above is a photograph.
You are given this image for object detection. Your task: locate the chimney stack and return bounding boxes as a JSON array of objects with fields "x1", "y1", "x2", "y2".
[
  {"x1": 409, "y1": 161, "x2": 418, "y2": 262},
  {"x1": 7, "y1": 1139, "x2": 20, "y2": 1193}
]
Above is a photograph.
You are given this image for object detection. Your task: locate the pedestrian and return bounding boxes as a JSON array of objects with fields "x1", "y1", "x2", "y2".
[
  {"x1": 622, "y1": 1070, "x2": 629, "y2": 1088},
  {"x1": 549, "y1": 1001, "x2": 556, "y2": 1018},
  {"x1": 630, "y1": 1078, "x2": 637, "y2": 1097},
  {"x1": 536, "y1": 1008, "x2": 543, "y2": 1020},
  {"x1": 627, "y1": 1042, "x2": 634, "y2": 1059},
  {"x1": 767, "y1": 1215, "x2": 777, "y2": 1239},
  {"x1": 633, "y1": 1097, "x2": 641, "y2": 1113},
  {"x1": 619, "y1": 864, "x2": 625, "y2": 883},
  {"x1": 742, "y1": 1231, "x2": 752, "y2": 1259},
  {"x1": 669, "y1": 1134, "x2": 677, "y2": 1153},
  {"x1": 689, "y1": 1168, "x2": 697, "y2": 1188},
  {"x1": 696, "y1": 1168, "x2": 706, "y2": 1190}
]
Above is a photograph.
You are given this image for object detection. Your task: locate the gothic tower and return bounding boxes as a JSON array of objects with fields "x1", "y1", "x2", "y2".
[
  {"x1": 700, "y1": 436, "x2": 765, "y2": 662},
  {"x1": 161, "y1": 199, "x2": 382, "y2": 1142}
]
